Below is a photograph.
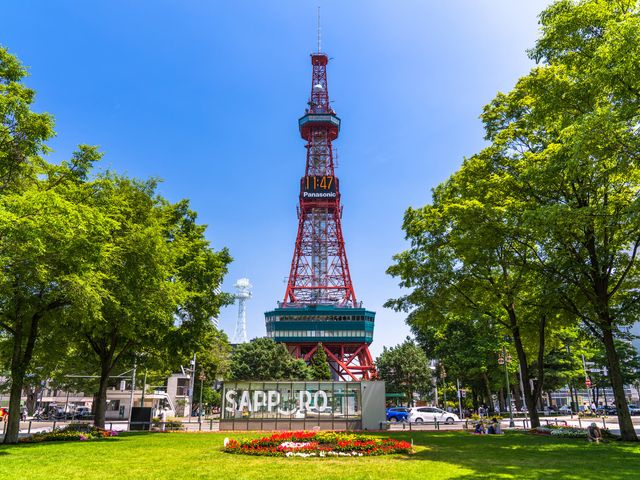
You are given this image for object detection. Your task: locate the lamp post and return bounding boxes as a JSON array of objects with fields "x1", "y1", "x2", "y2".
[
  {"x1": 127, "y1": 357, "x2": 137, "y2": 428},
  {"x1": 440, "y1": 365, "x2": 447, "y2": 410},
  {"x1": 499, "y1": 344, "x2": 515, "y2": 428},
  {"x1": 198, "y1": 371, "x2": 206, "y2": 429}
]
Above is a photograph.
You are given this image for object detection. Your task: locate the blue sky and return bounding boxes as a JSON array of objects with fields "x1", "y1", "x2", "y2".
[{"x1": 2, "y1": 0, "x2": 552, "y2": 357}]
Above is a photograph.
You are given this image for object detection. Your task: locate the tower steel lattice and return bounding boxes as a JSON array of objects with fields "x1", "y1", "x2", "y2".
[{"x1": 265, "y1": 46, "x2": 376, "y2": 381}]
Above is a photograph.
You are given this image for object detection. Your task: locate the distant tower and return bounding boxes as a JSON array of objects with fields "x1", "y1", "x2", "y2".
[{"x1": 232, "y1": 278, "x2": 252, "y2": 344}]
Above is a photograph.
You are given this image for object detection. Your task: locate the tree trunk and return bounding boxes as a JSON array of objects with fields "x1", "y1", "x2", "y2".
[
  {"x1": 3, "y1": 368, "x2": 25, "y2": 444},
  {"x1": 498, "y1": 387, "x2": 506, "y2": 413},
  {"x1": 482, "y1": 372, "x2": 492, "y2": 412},
  {"x1": 602, "y1": 326, "x2": 637, "y2": 441},
  {"x1": 26, "y1": 385, "x2": 38, "y2": 415},
  {"x1": 513, "y1": 379, "x2": 523, "y2": 411},
  {"x1": 4, "y1": 312, "x2": 41, "y2": 444},
  {"x1": 511, "y1": 323, "x2": 541, "y2": 427},
  {"x1": 94, "y1": 359, "x2": 112, "y2": 429}
]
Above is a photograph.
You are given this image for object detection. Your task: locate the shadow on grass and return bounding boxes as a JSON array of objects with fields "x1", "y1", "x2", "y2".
[{"x1": 388, "y1": 430, "x2": 640, "y2": 479}]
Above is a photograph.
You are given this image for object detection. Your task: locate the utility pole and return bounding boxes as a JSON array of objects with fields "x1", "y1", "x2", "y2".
[
  {"x1": 457, "y1": 379, "x2": 463, "y2": 418},
  {"x1": 188, "y1": 353, "x2": 197, "y2": 417},
  {"x1": 198, "y1": 371, "x2": 206, "y2": 430},
  {"x1": 582, "y1": 354, "x2": 592, "y2": 408},
  {"x1": 127, "y1": 358, "x2": 137, "y2": 428},
  {"x1": 500, "y1": 344, "x2": 515, "y2": 428},
  {"x1": 140, "y1": 370, "x2": 148, "y2": 407}
]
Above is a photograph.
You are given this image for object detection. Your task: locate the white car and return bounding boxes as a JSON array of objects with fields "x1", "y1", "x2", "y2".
[{"x1": 408, "y1": 406, "x2": 459, "y2": 425}]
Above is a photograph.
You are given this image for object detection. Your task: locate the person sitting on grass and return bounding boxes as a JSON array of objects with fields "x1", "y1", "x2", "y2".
[
  {"x1": 474, "y1": 422, "x2": 486, "y2": 434},
  {"x1": 488, "y1": 418, "x2": 502, "y2": 434},
  {"x1": 587, "y1": 423, "x2": 603, "y2": 444}
]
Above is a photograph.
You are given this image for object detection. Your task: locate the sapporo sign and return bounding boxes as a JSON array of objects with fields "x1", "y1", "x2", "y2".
[{"x1": 225, "y1": 388, "x2": 329, "y2": 414}]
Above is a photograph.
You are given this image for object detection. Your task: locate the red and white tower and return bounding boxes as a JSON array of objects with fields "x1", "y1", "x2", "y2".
[
  {"x1": 265, "y1": 44, "x2": 376, "y2": 381},
  {"x1": 283, "y1": 52, "x2": 356, "y2": 307}
]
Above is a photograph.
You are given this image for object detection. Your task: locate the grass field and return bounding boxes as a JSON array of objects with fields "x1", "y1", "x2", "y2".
[{"x1": 1, "y1": 430, "x2": 639, "y2": 479}]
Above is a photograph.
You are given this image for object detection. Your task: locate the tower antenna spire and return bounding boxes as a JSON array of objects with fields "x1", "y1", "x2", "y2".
[{"x1": 317, "y1": 6, "x2": 321, "y2": 53}]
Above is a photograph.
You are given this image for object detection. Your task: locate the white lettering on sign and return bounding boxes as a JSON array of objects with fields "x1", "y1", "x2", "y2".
[
  {"x1": 299, "y1": 390, "x2": 312, "y2": 411},
  {"x1": 224, "y1": 389, "x2": 331, "y2": 414},
  {"x1": 267, "y1": 390, "x2": 280, "y2": 411},
  {"x1": 238, "y1": 390, "x2": 251, "y2": 412},
  {"x1": 225, "y1": 390, "x2": 237, "y2": 413},
  {"x1": 302, "y1": 191, "x2": 337, "y2": 198},
  {"x1": 314, "y1": 390, "x2": 328, "y2": 411}
]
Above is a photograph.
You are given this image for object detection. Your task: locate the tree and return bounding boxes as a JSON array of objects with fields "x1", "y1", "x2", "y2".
[
  {"x1": 64, "y1": 175, "x2": 232, "y2": 428},
  {"x1": 191, "y1": 328, "x2": 232, "y2": 411},
  {"x1": 385, "y1": 155, "x2": 572, "y2": 427},
  {"x1": 414, "y1": 317, "x2": 509, "y2": 411},
  {"x1": 308, "y1": 343, "x2": 332, "y2": 380},
  {"x1": 375, "y1": 338, "x2": 431, "y2": 406},
  {"x1": 477, "y1": 0, "x2": 640, "y2": 440},
  {"x1": 228, "y1": 338, "x2": 310, "y2": 381}
]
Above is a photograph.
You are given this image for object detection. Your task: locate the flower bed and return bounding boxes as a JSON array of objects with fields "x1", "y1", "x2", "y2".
[
  {"x1": 223, "y1": 431, "x2": 413, "y2": 458},
  {"x1": 19, "y1": 424, "x2": 119, "y2": 444},
  {"x1": 532, "y1": 425, "x2": 616, "y2": 439}
]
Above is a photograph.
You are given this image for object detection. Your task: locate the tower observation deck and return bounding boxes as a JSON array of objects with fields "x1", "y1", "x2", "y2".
[{"x1": 264, "y1": 49, "x2": 376, "y2": 381}]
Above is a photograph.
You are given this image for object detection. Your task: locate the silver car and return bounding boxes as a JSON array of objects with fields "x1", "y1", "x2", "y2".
[{"x1": 407, "y1": 406, "x2": 459, "y2": 424}]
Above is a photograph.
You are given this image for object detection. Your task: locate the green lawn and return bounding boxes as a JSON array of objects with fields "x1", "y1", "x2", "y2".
[{"x1": 1, "y1": 430, "x2": 639, "y2": 479}]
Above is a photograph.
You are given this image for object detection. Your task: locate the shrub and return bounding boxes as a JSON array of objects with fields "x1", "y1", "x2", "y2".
[
  {"x1": 19, "y1": 425, "x2": 119, "y2": 443},
  {"x1": 152, "y1": 417, "x2": 184, "y2": 431}
]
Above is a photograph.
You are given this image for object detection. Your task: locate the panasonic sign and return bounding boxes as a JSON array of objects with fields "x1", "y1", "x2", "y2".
[{"x1": 302, "y1": 191, "x2": 337, "y2": 199}]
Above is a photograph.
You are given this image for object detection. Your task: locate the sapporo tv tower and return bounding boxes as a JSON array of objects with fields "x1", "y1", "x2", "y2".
[{"x1": 265, "y1": 21, "x2": 376, "y2": 381}]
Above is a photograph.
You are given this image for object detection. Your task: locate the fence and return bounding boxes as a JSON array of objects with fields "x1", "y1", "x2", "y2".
[{"x1": 3, "y1": 417, "x2": 222, "y2": 435}]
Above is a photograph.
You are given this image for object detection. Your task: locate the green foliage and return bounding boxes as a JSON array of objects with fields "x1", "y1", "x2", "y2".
[
  {"x1": 0, "y1": 46, "x2": 233, "y2": 439},
  {"x1": 228, "y1": 338, "x2": 310, "y2": 381},
  {"x1": 0, "y1": 46, "x2": 109, "y2": 443},
  {"x1": 308, "y1": 343, "x2": 332, "y2": 380},
  {"x1": 375, "y1": 338, "x2": 431, "y2": 405},
  {"x1": 386, "y1": 0, "x2": 640, "y2": 440},
  {"x1": 62, "y1": 174, "x2": 232, "y2": 428}
]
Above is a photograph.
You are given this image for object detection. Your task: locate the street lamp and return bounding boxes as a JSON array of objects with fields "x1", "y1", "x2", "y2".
[
  {"x1": 498, "y1": 344, "x2": 515, "y2": 428},
  {"x1": 198, "y1": 371, "x2": 206, "y2": 430}
]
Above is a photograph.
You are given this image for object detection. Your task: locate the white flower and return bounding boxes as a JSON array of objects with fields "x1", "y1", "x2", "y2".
[
  {"x1": 223, "y1": 437, "x2": 229, "y2": 447},
  {"x1": 280, "y1": 441, "x2": 313, "y2": 450}
]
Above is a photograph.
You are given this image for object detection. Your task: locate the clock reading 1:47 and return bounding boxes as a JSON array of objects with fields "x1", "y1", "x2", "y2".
[{"x1": 305, "y1": 175, "x2": 335, "y2": 191}]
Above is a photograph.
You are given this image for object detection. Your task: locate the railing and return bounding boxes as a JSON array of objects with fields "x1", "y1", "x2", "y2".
[
  {"x1": 4, "y1": 416, "x2": 222, "y2": 436},
  {"x1": 379, "y1": 418, "x2": 532, "y2": 431}
]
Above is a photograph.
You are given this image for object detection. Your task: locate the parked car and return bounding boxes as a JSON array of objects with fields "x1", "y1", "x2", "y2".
[
  {"x1": 73, "y1": 407, "x2": 93, "y2": 420},
  {"x1": 407, "y1": 406, "x2": 459, "y2": 425},
  {"x1": 628, "y1": 406, "x2": 640, "y2": 416},
  {"x1": 598, "y1": 405, "x2": 617, "y2": 416},
  {"x1": 386, "y1": 407, "x2": 410, "y2": 422}
]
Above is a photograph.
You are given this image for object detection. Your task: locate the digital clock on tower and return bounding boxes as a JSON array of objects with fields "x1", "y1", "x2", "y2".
[{"x1": 300, "y1": 175, "x2": 338, "y2": 199}]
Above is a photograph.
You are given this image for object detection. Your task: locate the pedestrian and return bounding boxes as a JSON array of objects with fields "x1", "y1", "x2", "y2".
[{"x1": 160, "y1": 407, "x2": 168, "y2": 431}]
